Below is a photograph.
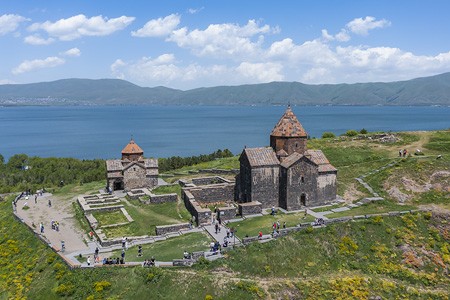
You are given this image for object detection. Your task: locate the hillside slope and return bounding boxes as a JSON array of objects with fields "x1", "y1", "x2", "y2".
[{"x1": 1, "y1": 72, "x2": 450, "y2": 105}]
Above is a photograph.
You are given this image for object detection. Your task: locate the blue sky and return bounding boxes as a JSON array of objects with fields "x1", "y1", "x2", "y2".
[{"x1": 1, "y1": 0, "x2": 450, "y2": 89}]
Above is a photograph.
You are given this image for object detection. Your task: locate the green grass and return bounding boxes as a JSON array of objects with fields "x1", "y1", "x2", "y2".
[
  {"x1": 165, "y1": 156, "x2": 239, "y2": 172},
  {"x1": 102, "y1": 201, "x2": 191, "y2": 238},
  {"x1": 424, "y1": 130, "x2": 450, "y2": 152},
  {"x1": 232, "y1": 213, "x2": 315, "y2": 239},
  {"x1": 92, "y1": 210, "x2": 129, "y2": 227},
  {"x1": 151, "y1": 184, "x2": 181, "y2": 197},
  {"x1": 52, "y1": 180, "x2": 105, "y2": 200},
  {"x1": 108, "y1": 232, "x2": 211, "y2": 262},
  {"x1": 326, "y1": 200, "x2": 417, "y2": 218}
]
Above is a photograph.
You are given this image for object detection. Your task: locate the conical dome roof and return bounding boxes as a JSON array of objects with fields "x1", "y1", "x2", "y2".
[
  {"x1": 270, "y1": 106, "x2": 307, "y2": 137},
  {"x1": 121, "y1": 138, "x2": 144, "y2": 154}
]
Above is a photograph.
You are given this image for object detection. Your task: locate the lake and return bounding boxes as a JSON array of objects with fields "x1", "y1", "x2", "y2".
[{"x1": 0, "y1": 105, "x2": 449, "y2": 160}]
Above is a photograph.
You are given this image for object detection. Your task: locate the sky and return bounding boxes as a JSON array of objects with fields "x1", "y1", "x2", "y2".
[{"x1": 1, "y1": 0, "x2": 450, "y2": 90}]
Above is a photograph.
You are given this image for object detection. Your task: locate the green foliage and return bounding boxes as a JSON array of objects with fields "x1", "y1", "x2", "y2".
[
  {"x1": 0, "y1": 155, "x2": 105, "y2": 193},
  {"x1": 360, "y1": 128, "x2": 368, "y2": 134},
  {"x1": 54, "y1": 283, "x2": 75, "y2": 296},
  {"x1": 158, "y1": 149, "x2": 233, "y2": 172},
  {"x1": 345, "y1": 130, "x2": 359, "y2": 137},
  {"x1": 145, "y1": 268, "x2": 164, "y2": 283},
  {"x1": 93, "y1": 280, "x2": 112, "y2": 292},
  {"x1": 424, "y1": 130, "x2": 450, "y2": 152},
  {"x1": 322, "y1": 132, "x2": 335, "y2": 138},
  {"x1": 235, "y1": 281, "x2": 265, "y2": 298}
]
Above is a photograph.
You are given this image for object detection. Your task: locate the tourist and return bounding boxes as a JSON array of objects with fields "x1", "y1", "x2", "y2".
[
  {"x1": 34, "y1": 194, "x2": 37, "y2": 204},
  {"x1": 210, "y1": 241, "x2": 215, "y2": 251},
  {"x1": 95, "y1": 247, "x2": 99, "y2": 257},
  {"x1": 125, "y1": 238, "x2": 129, "y2": 250},
  {"x1": 138, "y1": 245, "x2": 142, "y2": 257},
  {"x1": 215, "y1": 223, "x2": 219, "y2": 234},
  {"x1": 61, "y1": 240, "x2": 65, "y2": 252},
  {"x1": 258, "y1": 231, "x2": 263, "y2": 239},
  {"x1": 87, "y1": 256, "x2": 91, "y2": 266},
  {"x1": 304, "y1": 209, "x2": 307, "y2": 219},
  {"x1": 183, "y1": 250, "x2": 189, "y2": 259},
  {"x1": 271, "y1": 206, "x2": 275, "y2": 215},
  {"x1": 150, "y1": 256, "x2": 155, "y2": 266},
  {"x1": 143, "y1": 259, "x2": 148, "y2": 267},
  {"x1": 122, "y1": 236, "x2": 126, "y2": 248},
  {"x1": 399, "y1": 149, "x2": 402, "y2": 157},
  {"x1": 48, "y1": 199, "x2": 51, "y2": 207},
  {"x1": 283, "y1": 222, "x2": 286, "y2": 229},
  {"x1": 226, "y1": 228, "x2": 230, "y2": 238},
  {"x1": 102, "y1": 258, "x2": 107, "y2": 265},
  {"x1": 40, "y1": 223, "x2": 44, "y2": 233},
  {"x1": 276, "y1": 221, "x2": 280, "y2": 229}
]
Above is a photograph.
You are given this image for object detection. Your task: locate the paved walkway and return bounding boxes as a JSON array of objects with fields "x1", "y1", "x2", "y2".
[
  {"x1": 203, "y1": 223, "x2": 241, "y2": 246},
  {"x1": 15, "y1": 192, "x2": 90, "y2": 253}
]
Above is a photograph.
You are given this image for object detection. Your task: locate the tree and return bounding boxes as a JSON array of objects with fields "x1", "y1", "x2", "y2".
[
  {"x1": 7, "y1": 154, "x2": 28, "y2": 169},
  {"x1": 360, "y1": 128, "x2": 368, "y2": 134},
  {"x1": 322, "y1": 132, "x2": 336, "y2": 139},
  {"x1": 345, "y1": 130, "x2": 358, "y2": 137},
  {"x1": 0, "y1": 154, "x2": 4, "y2": 165}
]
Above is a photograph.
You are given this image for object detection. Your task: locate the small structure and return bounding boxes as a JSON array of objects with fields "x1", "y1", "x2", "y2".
[
  {"x1": 236, "y1": 106, "x2": 337, "y2": 210},
  {"x1": 106, "y1": 139, "x2": 158, "y2": 191}
]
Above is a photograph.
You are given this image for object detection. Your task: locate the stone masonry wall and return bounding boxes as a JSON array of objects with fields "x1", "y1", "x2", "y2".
[
  {"x1": 217, "y1": 206, "x2": 236, "y2": 221},
  {"x1": 188, "y1": 183, "x2": 235, "y2": 203},
  {"x1": 155, "y1": 223, "x2": 190, "y2": 235},
  {"x1": 149, "y1": 193, "x2": 177, "y2": 204},
  {"x1": 251, "y1": 166, "x2": 279, "y2": 208},
  {"x1": 316, "y1": 172, "x2": 337, "y2": 203},
  {"x1": 183, "y1": 190, "x2": 211, "y2": 225},
  {"x1": 191, "y1": 176, "x2": 229, "y2": 186},
  {"x1": 238, "y1": 201, "x2": 262, "y2": 216}
]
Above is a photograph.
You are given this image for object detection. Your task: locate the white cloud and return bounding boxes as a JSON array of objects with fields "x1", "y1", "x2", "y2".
[
  {"x1": 24, "y1": 34, "x2": 55, "y2": 45},
  {"x1": 12, "y1": 56, "x2": 65, "y2": 75},
  {"x1": 62, "y1": 48, "x2": 81, "y2": 57},
  {"x1": 0, "y1": 14, "x2": 28, "y2": 35},
  {"x1": 132, "y1": 14, "x2": 180, "y2": 37},
  {"x1": 28, "y1": 14, "x2": 135, "y2": 41},
  {"x1": 187, "y1": 7, "x2": 204, "y2": 14},
  {"x1": 236, "y1": 62, "x2": 284, "y2": 82},
  {"x1": 168, "y1": 19, "x2": 276, "y2": 59},
  {"x1": 0, "y1": 79, "x2": 17, "y2": 85},
  {"x1": 346, "y1": 16, "x2": 391, "y2": 36}
]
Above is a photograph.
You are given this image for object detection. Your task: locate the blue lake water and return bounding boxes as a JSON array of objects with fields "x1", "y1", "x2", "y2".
[{"x1": 0, "y1": 105, "x2": 449, "y2": 160}]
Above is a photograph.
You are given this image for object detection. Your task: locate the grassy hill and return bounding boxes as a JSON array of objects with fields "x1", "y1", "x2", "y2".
[
  {"x1": 1, "y1": 130, "x2": 449, "y2": 299},
  {"x1": 2, "y1": 72, "x2": 450, "y2": 105}
]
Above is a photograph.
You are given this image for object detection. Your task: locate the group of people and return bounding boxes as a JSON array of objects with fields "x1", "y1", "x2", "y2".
[
  {"x1": 313, "y1": 218, "x2": 325, "y2": 226},
  {"x1": 399, "y1": 149, "x2": 408, "y2": 157},
  {"x1": 210, "y1": 241, "x2": 221, "y2": 252},
  {"x1": 51, "y1": 220, "x2": 60, "y2": 231},
  {"x1": 102, "y1": 257, "x2": 125, "y2": 265},
  {"x1": 142, "y1": 257, "x2": 156, "y2": 267}
]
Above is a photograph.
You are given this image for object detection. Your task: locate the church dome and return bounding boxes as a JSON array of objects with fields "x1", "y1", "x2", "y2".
[
  {"x1": 270, "y1": 106, "x2": 307, "y2": 137},
  {"x1": 121, "y1": 138, "x2": 144, "y2": 155}
]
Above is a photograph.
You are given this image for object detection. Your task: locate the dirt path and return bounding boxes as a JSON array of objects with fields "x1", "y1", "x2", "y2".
[{"x1": 15, "y1": 193, "x2": 89, "y2": 253}]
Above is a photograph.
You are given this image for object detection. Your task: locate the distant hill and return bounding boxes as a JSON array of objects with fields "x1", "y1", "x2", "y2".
[{"x1": 1, "y1": 72, "x2": 450, "y2": 105}]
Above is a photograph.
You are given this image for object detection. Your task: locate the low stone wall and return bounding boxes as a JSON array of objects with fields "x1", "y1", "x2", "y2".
[
  {"x1": 149, "y1": 193, "x2": 177, "y2": 204},
  {"x1": 188, "y1": 183, "x2": 235, "y2": 204},
  {"x1": 183, "y1": 190, "x2": 211, "y2": 225},
  {"x1": 218, "y1": 206, "x2": 236, "y2": 221},
  {"x1": 191, "y1": 176, "x2": 231, "y2": 186},
  {"x1": 238, "y1": 201, "x2": 262, "y2": 216},
  {"x1": 155, "y1": 223, "x2": 190, "y2": 235},
  {"x1": 198, "y1": 168, "x2": 239, "y2": 175}
]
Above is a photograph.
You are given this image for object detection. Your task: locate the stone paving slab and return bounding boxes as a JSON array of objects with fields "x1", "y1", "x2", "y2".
[
  {"x1": 331, "y1": 207, "x2": 350, "y2": 213},
  {"x1": 347, "y1": 204, "x2": 359, "y2": 208}
]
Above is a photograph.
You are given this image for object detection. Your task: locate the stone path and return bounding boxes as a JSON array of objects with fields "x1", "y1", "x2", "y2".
[
  {"x1": 15, "y1": 192, "x2": 90, "y2": 254},
  {"x1": 203, "y1": 223, "x2": 241, "y2": 246}
]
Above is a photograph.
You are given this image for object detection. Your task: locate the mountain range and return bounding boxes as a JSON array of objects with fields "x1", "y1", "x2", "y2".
[{"x1": 1, "y1": 72, "x2": 450, "y2": 106}]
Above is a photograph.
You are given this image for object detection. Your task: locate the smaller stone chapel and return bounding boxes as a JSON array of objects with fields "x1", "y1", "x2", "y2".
[
  {"x1": 236, "y1": 106, "x2": 337, "y2": 210},
  {"x1": 106, "y1": 139, "x2": 158, "y2": 191}
]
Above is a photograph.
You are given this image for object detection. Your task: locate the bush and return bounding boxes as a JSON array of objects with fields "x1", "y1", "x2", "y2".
[
  {"x1": 54, "y1": 283, "x2": 75, "y2": 296},
  {"x1": 360, "y1": 128, "x2": 368, "y2": 134},
  {"x1": 322, "y1": 132, "x2": 336, "y2": 139},
  {"x1": 346, "y1": 130, "x2": 359, "y2": 137},
  {"x1": 93, "y1": 280, "x2": 111, "y2": 292}
]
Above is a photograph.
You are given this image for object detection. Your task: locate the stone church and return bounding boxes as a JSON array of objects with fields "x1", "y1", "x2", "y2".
[
  {"x1": 106, "y1": 139, "x2": 158, "y2": 191},
  {"x1": 236, "y1": 106, "x2": 337, "y2": 210}
]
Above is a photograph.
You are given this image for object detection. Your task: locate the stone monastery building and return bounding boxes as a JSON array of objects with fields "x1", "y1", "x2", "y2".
[
  {"x1": 106, "y1": 139, "x2": 158, "y2": 191},
  {"x1": 236, "y1": 106, "x2": 337, "y2": 210}
]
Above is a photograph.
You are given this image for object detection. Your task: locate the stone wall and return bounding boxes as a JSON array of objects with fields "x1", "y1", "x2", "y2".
[
  {"x1": 149, "y1": 193, "x2": 177, "y2": 204},
  {"x1": 188, "y1": 183, "x2": 235, "y2": 204},
  {"x1": 155, "y1": 223, "x2": 190, "y2": 235},
  {"x1": 198, "y1": 168, "x2": 239, "y2": 175},
  {"x1": 183, "y1": 190, "x2": 211, "y2": 225},
  {"x1": 191, "y1": 176, "x2": 230, "y2": 186},
  {"x1": 217, "y1": 206, "x2": 236, "y2": 221},
  {"x1": 123, "y1": 165, "x2": 148, "y2": 191},
  {"x1": 316, "y1": 172, "x2": 337, "y2": 202},
  {"x1": 238, "y1": 201, "x2": 262, "y2": 216},
  {"x1": 250, "y1": 166, "x2": 279, "y2": 208}
]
